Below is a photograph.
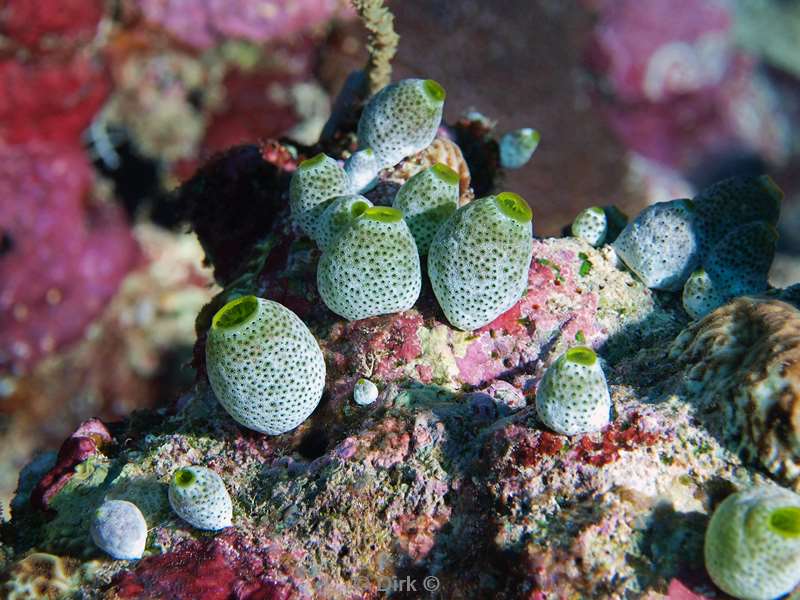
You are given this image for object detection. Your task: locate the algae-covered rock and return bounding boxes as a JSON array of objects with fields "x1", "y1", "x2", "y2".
[{"x1": 3, "y1": 54, "x2": 799, "y2": 600}]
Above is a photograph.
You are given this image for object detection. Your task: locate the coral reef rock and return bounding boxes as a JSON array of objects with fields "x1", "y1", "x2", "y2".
[{"x1": 3, "y1": 70, "x2": 800, "y2": 598}]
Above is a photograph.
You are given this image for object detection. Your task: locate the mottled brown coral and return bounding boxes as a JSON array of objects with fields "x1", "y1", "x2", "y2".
[
  {"x1": 669, "y1": 297, "x2": 800, "y2": 490},
  {"x1": 2, "y1": 552, "x2": 91, "y2": 600},
  {"x1": 380, "y1": 136, "x2": 472, "y2": 203}
]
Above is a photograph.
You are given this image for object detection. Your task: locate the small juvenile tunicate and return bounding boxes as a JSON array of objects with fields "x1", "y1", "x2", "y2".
[
  {"x1": 499, "y1": 128, "x2": 540, "y2": 169},
  {"x1": 168, "y1": 466, "x2": 233, "y2": 531},
  {"x1": 353, "y1": 378, "x2": 379, "y2": 406},
  {"x1": 571, "y1": 206, "x2": 608, "y2": 247},
  {"x1": 90, "y1": 500, "x2": 147, "y2": 560},
  {"x1": 535, "y1": 347, "x2": 611, "y2": 436}
]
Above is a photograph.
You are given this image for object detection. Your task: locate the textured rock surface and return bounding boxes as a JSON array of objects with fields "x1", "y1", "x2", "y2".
[
  {"x1": 9, "y1": 161, "x2": 795, "y2": 595},
  {"x1": 1, "y1": 225, "x2": 798, "y2": 598}
]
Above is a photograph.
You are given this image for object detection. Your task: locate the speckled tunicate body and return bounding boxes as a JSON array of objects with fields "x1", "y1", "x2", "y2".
[
  {"x1": 205, "y1": 295, "x2": 326, "y2": 435},
  {"x1": 314, "y1": 194, "x2": 373, "y2": 250},
  {"x1": 168, "y1": 466, "x2": 232, "y2": 531},
  {"x1": 427, "y1": 192, "x2": 533, "y2": 331},
  {"x1": 692, "y1": 174, "x2": 783, "y2": 255},
  {"x1": 703, "y1": 221, "x2": 777, "y2": 300},
  {"x1": 499, "y1": 128, "x2": 540, "y2": 169},
  {"x1": 535, "y1": 347, "x2": 611, "y2": 436},
  {"x1": 682, "y1": 268, "x2": 724, "y2": 320},
  {"x1": 344, "y1": 148, "x2": 381, "y2": 194},
  {"x1": 571, "y1": 206, "x2": 608, "y2": 247},
  {"x1": 317, "y1": 206, "x2": 421, "y2": 321},
  {"x1": 357, "y1": 78, "x2": 445, "y2": 167},
  {"x1": 289, "y1": 153, "x2": 350, "y2": 238},
  {"x1": 612, "y1": 198, "x2": 700, "y2": 291},
  {"x1": 392, "y1": 163, "x2": 460, "y2": 255},
  {"x1": 704, "y1": 486, "x2": 800, "y2": 600},
  {"x1": 353, "y1": 378, "x2": 379, "y2": 406},
  {"x1": 90, "y1": 500, "x2": 147, "y2": 560}
]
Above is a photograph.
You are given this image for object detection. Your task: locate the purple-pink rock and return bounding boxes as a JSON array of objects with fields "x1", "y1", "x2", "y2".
[
  {"x1": 0, "y1": 144, "x2": 140, "y2": 374},
  {"x1": 585, "y1": 0, "x2": 790, "y2": 170},
  {"x1": 136, "y1": 0, "x2": 350, "y2": 50}
]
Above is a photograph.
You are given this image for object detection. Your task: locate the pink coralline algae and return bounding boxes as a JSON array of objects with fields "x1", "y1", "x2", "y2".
[
  {"x1": 0, "y1": 53, "x2": 111, "y2": 145},
  {"x1": 572, "y1": 411, "x2": 663, "y2": 467},
  {"x1": 586, "y1": 0, "x2": 733, "y2": 104},
  {"x1": 112, "y1": 532, "x2": 295, "y2": 600},
  {"x1": 327, "y1": 312, "x2": 424, "y2": 381},
  {"x1": 0, "y1": 0, "x2": 104, "y2": 50},
  {"x1": 358, "y1": 417, "x2": 411, "y2": 469},
  {"x1": 30, "y1": 418, "x2": 112, "y2": 511},
  {"x1": 392, "y1": 509, "x2": 451, "y2": 562},
  {"x1": 135, "y1": 0, "x2": 349, "y2": 50},
  {"x1": 586, "y1": 0, "x2": 790, "y2": 170},
  {"x1": 456, "y1": 241, "x2": 603, "y2": 387},
  {"x1": 0, "y1": 144, "x2": 139, "y2": 374}
]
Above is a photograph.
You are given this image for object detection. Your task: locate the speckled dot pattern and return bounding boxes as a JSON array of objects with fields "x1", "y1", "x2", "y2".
[
  {"x1": 344, "y1": 148, "x2": 381, "y2": 194},
  {"x1": 90, "y1": 500, "x2": 147, "y2": 560},
  {"x1": 392, "y1": 164, "x2": 459, "y2": 255},
  {"x1": 168, "y1": 466, "x2": 233, "y2": 531},
  {"x1": 612, "y1": 198, "x2": 700, "y2": 291},
  {"x1": 499, "y1": 128, "x2": 540, "y2": 170},
  {"x1": 681, "y1": 269, "x2": 724, "y2": 320},
  {"x1": 571, "y1": 206, "x2": 608, "y2": 247},
  {"x1": 205, "y1": 297, "x2": 326, "y2": 435},
  {"x1": 314, "y1": 194, "x2": 372, "y2": 251},
  {"x1": 317, "y1": 209, "x2": 421, "y2": 321},
  {"x1": 693, "y1": 175, "x2": 783, "y2": 255},
  {"x1": 704, "y1": 486, "x2": 800, "y2": 600},
  {"x1": 289, "y1": 153, "x2": 350, "y2": 237},
  {"x1": 427, "y1": 194, "x2": 533, "y2": 331},
  {"x1": 535, "y1": 347, "x2": 611, "y2": 436},
  {"x1": 357, "y1": 79, "x2": 444, "y2": 168},
  {"x1": 704, "y1": 221, "x2": 776, "y2": 300}
]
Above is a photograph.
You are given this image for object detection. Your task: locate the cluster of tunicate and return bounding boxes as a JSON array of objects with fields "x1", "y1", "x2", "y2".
[
  {"x1": 290, "y1": 78, "x2": 538, "y2": 329},
  {"x1": 604, "y1": 175, "x2": 782, "y2": 316}
]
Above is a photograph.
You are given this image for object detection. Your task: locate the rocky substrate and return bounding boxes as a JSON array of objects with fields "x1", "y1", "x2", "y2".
[{"x1": 2, "y1": 179, "x2": 798, "y2": 598}]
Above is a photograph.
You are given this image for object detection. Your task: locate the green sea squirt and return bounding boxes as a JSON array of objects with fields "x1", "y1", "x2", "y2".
[
  {"x1": 704, "y1": 486, "x2": 800, "y2": 600},
  {"x1": 357, "y1": 78, "x2": 445, "y2": 167},
  {"x1": 168, "y1": 466, "x2": 233, "y2": 531},
  {"x1": 289, "y1": 153, "x2": 350, "y2": 238},
  {"x1": 428, "y1": 192, "x2": 533, "y2": 331},
  {"x1": 205, "y1": 295, "x2": 326, "y2": 435},
  {"x1": 535, "y1": 346, "x2": 611, "y2": 436},
  {"x1": 317, "y1": 206, "x2": 421, "y2": 321}
]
